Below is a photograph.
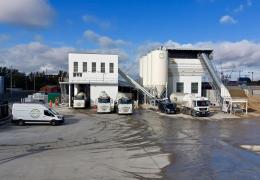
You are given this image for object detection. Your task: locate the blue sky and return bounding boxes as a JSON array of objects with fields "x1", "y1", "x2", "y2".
[{"x1": 0, "y1": 0, "x2": 260, "y2": 79}]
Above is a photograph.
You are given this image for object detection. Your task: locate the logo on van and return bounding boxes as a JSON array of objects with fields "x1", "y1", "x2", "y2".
[{"x1": 30, "y1": 109, "x2": 40, "y2": 118}]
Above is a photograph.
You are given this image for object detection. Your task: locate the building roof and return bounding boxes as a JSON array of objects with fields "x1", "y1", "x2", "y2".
[{"x1": 142, "y1": 46, "x2": 213, "y2": 58}]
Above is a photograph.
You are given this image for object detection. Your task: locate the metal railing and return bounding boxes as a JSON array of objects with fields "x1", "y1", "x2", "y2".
[{"x1": 118, "y1": 68, "x2": 155, "y2": 99}]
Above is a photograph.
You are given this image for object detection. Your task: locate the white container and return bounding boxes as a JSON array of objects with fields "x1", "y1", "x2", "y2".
[
  {"x1": 151, "y1": 49, "x2": 168, "y2": 96},
  {"x1": 139, "y1": 56, "x2": 143, "y2": 85},
  {"x1": 147, "y1": 52, "x2": 152, "y2": 88},
  {"x1": 143, "y1": 55, "x2": 148, "y2": 87}
]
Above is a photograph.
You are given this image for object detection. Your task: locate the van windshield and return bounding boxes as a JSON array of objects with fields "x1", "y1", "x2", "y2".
[
  {"x1": 118, "y1": 99, "x2": 132, "y2": 104},
  {"x1": 98, "y1": 98, "x2": 110, "y2": 103},
  {"x1": 166, "y1": 103, "x2": 174, "y2": 110},
  {"x1": 49, "y1": 108, "x2": 59, "y2": 115},
  {"x1": 196, "y1": 100, "x2": 209, "y2": 107}
]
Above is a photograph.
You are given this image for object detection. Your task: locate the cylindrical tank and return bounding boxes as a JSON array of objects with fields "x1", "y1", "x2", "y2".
[
  {"x1": 170, "y1": 93, "x2": 194, "y2": 106},
  {"x1": 170, "y1": 93, "x2": 188, "y2": 105},
  {"x1": 151, "y1": 49, "x2": 168, "y2": 96},
  {"x1": 143, "y1": 55, "x2": 148, "y2": 87},
  {"x1": 147, "y1": 52, "x2": 152, "y2": 88},
  {"x1": 139, "y1": 56, "x2": 143, "y2": 85}
]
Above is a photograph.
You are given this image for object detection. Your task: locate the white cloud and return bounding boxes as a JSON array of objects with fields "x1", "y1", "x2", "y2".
[
  {"x1": 233, "y1": 0, "x2": 252, "y2": 13},
  {"x1": 0, "y1": 0, "x2": 55, "y2": 28},
  {"x1": 0, "y1": 42, "x2": 74, "y2": 73},
  {"x1": 83, "y1": 30, "x2": 129, "y2": 48},
  {"x1": 82, "y1": 15, "x2": 111, "y2": 29},
  {"x1": 219, "y1": 15, "x2": 237, "y2": 24}
]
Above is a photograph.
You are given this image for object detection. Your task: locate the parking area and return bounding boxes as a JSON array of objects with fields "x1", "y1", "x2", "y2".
[{"x1": 1, "y1": 108, "x2": 260, "y2": 179}]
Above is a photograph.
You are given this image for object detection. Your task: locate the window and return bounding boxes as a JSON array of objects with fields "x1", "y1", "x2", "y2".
[
  {"x1": 92, "y1": 62, "x2": 96, "y2": 72},
  {"x1": 73, "y1": 62, "x2": 78, "y2": 72},
  {"x1": 83, "y1": 62, "x2": 87, "y2": 72},
  {"x1": 73, "y1": 73, "x2": 82, "y2": 77},
  {"x1": 191, "y1": 82, "x2": 198, "y2": 93},
  {"x1": 101, "y1": 62, "x2": 105, "y2": 73},
  {"x1": 176, "y1": 82, "x2": 184, "y2": 93},
  {"x1": 109, "y1": 63, "x2": 114, "y2": 73},
  {"x1": 44, "y1": 110, "x2": 54, "y2": 117}
]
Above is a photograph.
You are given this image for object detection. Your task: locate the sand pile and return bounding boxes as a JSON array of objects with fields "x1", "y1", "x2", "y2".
[
  {"x1": 248, "y1": 96, "x2": 260, "y2": 112},
  {"x1": 227, "y1": 86, "x2": 248, "y2": 98}
]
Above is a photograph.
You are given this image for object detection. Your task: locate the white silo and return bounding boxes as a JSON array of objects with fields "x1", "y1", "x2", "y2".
[
  {"x1": 151, "y1": 49, "x2": 168, "y2": 97},
  {"x1": 139, "y1": 56, "x2": 143, "y2": 85},
  {"x1": 147, "y1": 52, "x2": 152, "y2": 88},
  {"x1": 143, "y1": 55, "x2": 148, "y2": 87}
]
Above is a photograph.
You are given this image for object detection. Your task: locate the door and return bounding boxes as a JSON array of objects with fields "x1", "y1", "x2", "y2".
[{"x1": 43, "y1": 110, "x2": 55, "y2": 122}]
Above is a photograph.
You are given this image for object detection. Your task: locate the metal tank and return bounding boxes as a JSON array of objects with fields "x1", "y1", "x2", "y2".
[
  {"x1": 147, "y1": 52, "x2": 153, "y2": 88},
  {"x1": 151, "y1": 49, "x2": 168, "y2": 97},
  {"x1": 142, "y1": 55, "x2": 148, "y2": 87},
  {"x1": 139, "y1": 56, "x2": 143, "y2": 85}
]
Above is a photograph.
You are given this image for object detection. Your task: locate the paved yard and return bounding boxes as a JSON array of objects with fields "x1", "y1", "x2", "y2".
[{"x1": 1, "y1": 108, "x2": 260, "y2": 180}]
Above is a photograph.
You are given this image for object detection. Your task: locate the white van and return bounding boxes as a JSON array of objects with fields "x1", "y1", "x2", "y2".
[{"x1": 12, "y1": 103, "x2": 64, "y2": 126}]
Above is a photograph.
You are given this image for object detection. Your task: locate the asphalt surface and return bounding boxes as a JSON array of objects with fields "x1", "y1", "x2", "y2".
[{"x1": 0, "y1": 108, "x2": 260, "y2": 179}]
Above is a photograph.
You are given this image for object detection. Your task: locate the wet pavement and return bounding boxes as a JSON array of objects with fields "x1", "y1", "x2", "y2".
[
  {"x1": 136, "y1": 111, "x2": 260, "y2": 179},
  {"x1": 0, "y1": 108, "x2": 260, "y2": 179}
]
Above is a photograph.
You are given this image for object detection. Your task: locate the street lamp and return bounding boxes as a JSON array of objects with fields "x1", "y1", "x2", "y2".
[{"x1": 248, "y1": 72, "x2": 254, "y2": 81}]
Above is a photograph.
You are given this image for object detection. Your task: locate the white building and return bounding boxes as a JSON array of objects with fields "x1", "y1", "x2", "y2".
[
  {"x1": 68, "y1": 53, "x2": 118, "y2": 107},
  {"x1": 139, "y1": 47, "x2": 213, "y2": 98}
]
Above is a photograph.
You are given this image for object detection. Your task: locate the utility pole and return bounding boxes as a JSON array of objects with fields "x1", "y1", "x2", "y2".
[
  {"x1": 34, "y1": 73, "x2": 36, "y2": 92},
  {"x1": 10, "y1": 66, "x2": 12, "y2": 97},
  {"x1": 248, "y1": 72, "x2": 254, "y2": 81}
]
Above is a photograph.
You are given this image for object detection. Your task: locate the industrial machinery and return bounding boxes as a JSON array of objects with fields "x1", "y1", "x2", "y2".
[
  {"x1": 117, "y1": 97, "x2": 133, "y2": 115},
  {"x1": 170, "y1": 93, "x2": 210, "y2": 116},
  {"x1": 73, "y1": 92, "x2": 86, "y2": 108},
  {"x1": 97, "y1": 91, "x2": 112, "y2": 113}
]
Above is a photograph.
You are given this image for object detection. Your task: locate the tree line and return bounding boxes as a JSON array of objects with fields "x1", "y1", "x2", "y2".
[{"x1": 0, "y1": 67, "x2": 67, "y2": 91}]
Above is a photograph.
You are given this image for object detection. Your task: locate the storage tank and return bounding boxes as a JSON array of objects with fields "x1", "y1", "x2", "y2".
[
  {"x1": 147, "y1": 52, "x2": 152, "y2": 88},
  {"x1": 143, "y1": 55, "x2": 148, "y2": 87},
  {"x1": 151, "y1": 49, "x2": 168, "y2": 97},
  {"x1": 139, "y1": 56, "x2": 143, "y2": 85}
]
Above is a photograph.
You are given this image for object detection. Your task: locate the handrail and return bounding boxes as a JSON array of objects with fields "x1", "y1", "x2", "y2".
[{"x1": 118, "y1": 68, "x2": 155, "y2": 98}]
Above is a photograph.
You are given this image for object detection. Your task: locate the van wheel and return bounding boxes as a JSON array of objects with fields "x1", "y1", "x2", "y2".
[
  {"x1": 18, "y1": 120, "x2": 24, "y2": 126},
  {"x1": 51, "y1": 120, "x2": 57, "y2": 126}
]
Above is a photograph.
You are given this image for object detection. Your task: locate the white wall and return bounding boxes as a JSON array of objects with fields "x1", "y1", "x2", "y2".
[
  {"x1": 69, "y1": 53, "x2": 118, "y2": 84},
  {"x1": 168, "y1": 75, "x2": 202, "y2": 96},
  {"x1": 90, "y1": 85, "x2": 118, "y2": 106}
]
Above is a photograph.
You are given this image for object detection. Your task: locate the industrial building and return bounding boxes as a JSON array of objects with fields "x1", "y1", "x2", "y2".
[
  {"x1": 139, "y1": 46, "x2": 248, "y2": 114},
  {"x1": 66, "y1": 53, "x2": 119, "y2": 108},
  {"x1": 139, "y1": 47, "x2": 215, "y2": 98}
]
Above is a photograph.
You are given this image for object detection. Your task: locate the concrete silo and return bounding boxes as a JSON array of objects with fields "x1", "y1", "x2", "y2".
[
  {"x1": 147, "y1": 52, "x2": 152, "y2": 88},
  {"x1": 143, "y1": 55, "x2": 148, "y2": 87},
  {"x1": 151, "y1": 49, "x2": 168, "y2": 97},
  {"x1": 139, "y1": 56, "x2": 143, "y2": 85}
]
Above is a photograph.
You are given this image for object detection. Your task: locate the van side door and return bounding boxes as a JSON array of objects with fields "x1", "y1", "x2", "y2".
[{"x1": 43, "y1": 110, "x2": 55, "y2": 121}]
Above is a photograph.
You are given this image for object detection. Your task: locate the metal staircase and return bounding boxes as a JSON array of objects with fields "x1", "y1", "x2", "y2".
[
  {"x1": 199, "y1": 53, "x2": 231, "y2": 103},
  {"x1": 118, "y1": 68, "x2": 155, "y2": 99}
]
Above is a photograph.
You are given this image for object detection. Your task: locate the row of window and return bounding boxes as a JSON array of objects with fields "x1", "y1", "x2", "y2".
[
  {"x1": 73, "y1": 62, "x2": 114, "y2": 74},
  {"x1": 176, "y1": 82, "x2": 198, "y2": 93}
]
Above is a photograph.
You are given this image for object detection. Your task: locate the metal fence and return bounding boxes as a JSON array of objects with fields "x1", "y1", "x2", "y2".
[{"x1": 0, "y1": 101, "x2": 9, "y2": 120}]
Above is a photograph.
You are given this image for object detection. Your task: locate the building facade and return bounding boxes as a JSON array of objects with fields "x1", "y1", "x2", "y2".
[
  {"x1": 68, "y1": 53, "x2": 118, "y2": 107},
  {"x1": 139, "y1": 47, "x2": 212, "y2": 98}
]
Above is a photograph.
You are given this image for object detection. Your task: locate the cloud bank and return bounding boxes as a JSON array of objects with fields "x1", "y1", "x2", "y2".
[
  {"x1": 0, "y1": 0, "x2": 55, "y2": 28},
  {"x1": 0, "y1": 42, "x2": 74, "y2": 73}
]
